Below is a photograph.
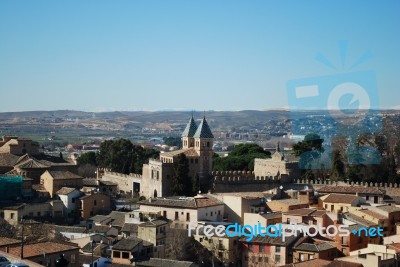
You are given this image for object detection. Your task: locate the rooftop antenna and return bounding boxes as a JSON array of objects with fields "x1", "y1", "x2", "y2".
[{"x1": 203, "y1": 110, "x2": 206, "y2": 119}]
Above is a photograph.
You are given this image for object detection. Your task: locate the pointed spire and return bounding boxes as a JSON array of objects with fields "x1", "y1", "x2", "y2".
[
  {"x1": 182, "y1": 116, "x2": 198, "y2": 137},
  {"x1": 277, "y1": 142, "x2": 281, "y2": 152},
  {"x1": 193, "y1": 117, "x2": 214, "y2": 138}
]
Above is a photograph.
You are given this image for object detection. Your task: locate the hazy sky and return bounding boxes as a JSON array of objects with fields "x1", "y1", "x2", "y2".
[{"x1": 0, "y1": 1, "x2": 399, "y2": 112}]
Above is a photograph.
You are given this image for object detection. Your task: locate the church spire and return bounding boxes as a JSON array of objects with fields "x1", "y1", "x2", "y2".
[
  {"x1": 193, "y1": 117, "x2": 214, "y2": 139},
  {"x1": 182, "y1": 116, "x2": 198, "y2": 138}
]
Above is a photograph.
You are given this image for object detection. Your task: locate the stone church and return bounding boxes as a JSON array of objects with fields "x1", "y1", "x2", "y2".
[{"x1": 141, "y1": 116, "x2": 214, "y2": 198}]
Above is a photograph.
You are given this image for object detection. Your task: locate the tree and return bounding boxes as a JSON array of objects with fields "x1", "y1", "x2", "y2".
[
  {"x1": 78, "y1": 164, "x2": 97, "y2": 178},
  {"x1": 77, "y1": 151, "x2": 98, "y2": 166},
  {"x1": 96, "y1": 139, "x2": 159, "y2": 174},
  {"x1": 172, "y1": 154, "x2": 191, "y2": 196},
  {"x1": 0, "y1": 219, "x2": 16, "y2": 238},
  {"x1": 213, "y1": 143, "x2": 271, "y2": 171},
  {"x1": 292, "y1": 133, "x2": 324, "y2": 157},
  {"x1": 59, "y1": 152, "x2": 63, "y2": 159},
  {"x1": 192, "y1": 174, "x2": 200, "y2": 195},
  {"x1": 330, "y1": 150, "x2": 345, "y2": 182},
  {"x1": 163, "y1": 137, "x2": 182, "y2": 148}
]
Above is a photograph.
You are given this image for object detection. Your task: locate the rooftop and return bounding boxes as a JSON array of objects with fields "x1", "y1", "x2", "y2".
[
  {"x1": 46, "y1": 170, "x2": 83, "y2": 180},
  {"x1": 56, "y1": 187, "x2": 79, "y2": 195},
  {"x1": 318, "y1": 186, "x2": 385, "y2": 195},
  {"x1": 193, "y1": 117, "x2": 214, "y2": 139},
  {"x1": 322, "y1": 193, "x2": 361, "y2": 204},
  {"x1": 138, "y1": 195, "x2": 223, "y2": 209},
  {"x1": 0, "y1": 237, "x2": 21, "y2": 247},
  {"x1": 181, "y1": 116, "x2": 198, "y2": 138},
  {"x1": 284, "y1": 208, "x2": 326, "y2": 217},
  {"x1": 7, "y1": 242, "x2": 78, "y2": 258},
  {"x1": 112, "y1": 238, "x2": 143, "y2": 251}
]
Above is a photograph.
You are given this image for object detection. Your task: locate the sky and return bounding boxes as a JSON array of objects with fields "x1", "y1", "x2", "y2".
[{"x1": 0, "y1": 1, "x2": 399, "y2": 112}]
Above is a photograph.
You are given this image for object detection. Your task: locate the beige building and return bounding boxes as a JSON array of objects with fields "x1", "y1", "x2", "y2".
[
  {"x1": 141, "y1": 116, "x2": 214, "y2": 199},
  {"x1": 244, "y1": 212, "x2": 282, "y2": 228},
  {"x1": 317, "y1": 185, "x2": 385, "y2": 204},
  {"x1": 266, "y1": 199, "x2": 309, "y2": 212},
  {"x1": 3, "y1": 200, "x2": 64, "y2": 224},
  {"x1": 253, "y1": 146, "x2": 301, "y2": 183},
  {"x1": 192, "y1": 226, "x2": 240, "y2": 265},
  {"x1": 40, "y1": 170, "x2": 83, "y2": 197},
  {"x1": 319, "y1": 193, "x2": 366, "y2": 213},
  {"x1": 112, "y1": 238, "x2": 153, "y2": 264},
  {"x1": 282, "y1": 208, "x2": 329, "y2": 227},
  {"x1": 336, "y1": 244, "x2": 400, "y2": 267},
  {"x1": 101, "y1": 171, "x2": 141, "y2": 196},
  {"x1": 137, "y1": 219, "x2": 168, "y2": 258},
  {"x1": 0, "y1": 136, "x2": 40, "y2": 155},
  {"x1": 78, "y1": 193, "x2": 111, "y2": 220},
  {"x1": 138, "y1": 195, "x2": 224, "y2": 229},
  {"x1": 212, "y1": 192, "x2": 273, "y2": 224}
]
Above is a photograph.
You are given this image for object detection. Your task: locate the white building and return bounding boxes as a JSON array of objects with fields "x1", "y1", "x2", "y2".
[
  {"x1": 138, "y1": 195, "x2": 224, "y2": 229},
  {"x1": 56, "y1": 187, "x2": 83, "y2": 215}
]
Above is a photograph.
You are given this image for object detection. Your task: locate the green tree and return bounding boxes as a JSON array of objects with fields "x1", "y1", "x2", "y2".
[
  {"x1": 192, "y1": 174, "x2": 200, "y2": 195},
  {"x1": 97, "y1": 139, "x2": 159, "y2": 174},
  {"x1": 213, "y1": 143, "x2": 271, "y2": 171},
  {"x1": 292, "y1": 133, "x2": 324, "y2": 157},
  {"x1": 77, "y1": 151, "x2": 98, "y2": 166},
  {"x1": 172, "y1": 154, "x2": 191, "y2": 196},
  {"x1": 163, "y1": 137, "x2": 182, "y2": 148},
  {"x1": 330, "y1": 150, "x2": 345, "y2": 182}
]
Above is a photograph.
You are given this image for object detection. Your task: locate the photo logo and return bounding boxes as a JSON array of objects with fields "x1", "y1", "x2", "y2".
[
  {"x1": 286, "y1": 41, "x2": 382, "y2": 169},
  {"x1": 188, "y1": 223, "x2": 383, "y2": 242}
]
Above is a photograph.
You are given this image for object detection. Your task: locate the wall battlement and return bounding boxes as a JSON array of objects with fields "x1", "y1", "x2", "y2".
[{"x1": 104, "y1": 170, "x2": 142, "y2": 179}]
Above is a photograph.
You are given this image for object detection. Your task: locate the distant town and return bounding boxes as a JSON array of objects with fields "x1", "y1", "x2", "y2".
[{"x1": 1, "y1": 110, "x2": 400, "y2": 267}]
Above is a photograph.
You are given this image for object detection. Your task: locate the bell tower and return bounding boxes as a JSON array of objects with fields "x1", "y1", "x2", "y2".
[
  {"x1": 181, "y1": 116, "x2": 198, "y2": 149},
  {"x1": 193, "y1": 116, "x2": 214, "y2": 177}
]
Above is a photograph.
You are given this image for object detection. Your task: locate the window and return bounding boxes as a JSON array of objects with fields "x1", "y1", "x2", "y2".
[
  {"x1": 211, "y1": 212, "x2": 213, "y2": 216},
  {"x1": 72, "y1": 198, "x2": 75, "y2": 203},
  {"x1": 113, "y1": 251, "x2": 121, "y2": 258},
  {"x1": 175, "y1": 212, "x2": 179, "y2": 220},
  {"x1": 275, "y1": 255, "x2": 281, "y2": 263},
  {"x1": 10, "y1": 213, "x2": 15, "y2": 219},
  {"x1": 287, "y1": 218, "x2": 290, "y2": 224},
  {"x1": 37, "y1": 212, "x2": 41, "y2": 216},
  {"x1": 325, "y1": 204, "x2": 327, "y2": 209},
  {"x1": 300, "y1": 254, "x2": 304, "y2": 261},
  {"x1": 259, "y1": 245, "x2": 265, "y2": 252},
  {"x1": 156, "y1": 171, "x2": 159, "y2": 180},
  {"x1": 258, "y1": 257, "x2": 262, "y2": 262},
  {"x1": 195, "y1": 159, "x2": 198, "y2": 164},
  {"x1": 186, "y1": 213, "x2": 190, "y2": 221},
  {"x1": 366, "y1": 195, "x2": 370, "y2": 201},
  {"x1": 190, "y1": 158, "x2": 194, "y2": 163},
  {"x1": 218, "y1": 210, "x2": 221, "y2": 215},
  {"x1": 122, "y1": 252, "x2": 129, "y2": 259},
  {"x1": 275, "y1": 246, "x2": 281, "y2": 253},
  {"x1": 70, "y1": 254, "x2": 76, "y2": 264},
  {"x1": 207, "y1": 142, "x2": 210, "y2": 147},
  {"x1": 94, "y1": 200, "x2": 97, "y2": 206},
  {"x1": 163, "y1": 211, "x2": 167, "y2": 218},
  {"x1": 248, "y1": 244, "x2": 253, "y2": 252}
]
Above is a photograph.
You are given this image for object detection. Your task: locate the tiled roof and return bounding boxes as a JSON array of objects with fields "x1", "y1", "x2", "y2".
[
  {"x1": 121, "y1": 223, "x2": 139, "y2": 233},
  {"x1": 91, "y1": 225, "x2": 114, "y2": 234},
  {"x1": 284, "y1": 208, "x2": 326, "y2": 217},
  {"x1": 0, "y1": 237, "x2": 21, "y2": 246},
  {"x1": 7, "y1": 242, "x2": 78, "y2": 258},
  {"x1": 81, "y1": 242, "x2": 108, "y2": 253},
  {"x1": 193, "y1": 117, "x2": 214, "y2": 138},
  {"x1": 56, "y1": 187, "x2": 79, "y2": 195},
  {"x1": 0, "y1": 153, "x2": 19, "y2": 167},
  {"x1": 322, "y1": 193, "x2": 360, "y2": 204},
  {"x1": 268, "y1": 199, "x2": 309, "y2": 206},
  {"x1": 109, "y1": 211, "x2": 127, "y2": 227},
  {"x1": 318, "y1": 186, "x2": 385, "y2": 195},
  {"x1": 55, "y1": 226, "x2": 88, "y2": 234},
  {"x1": 240, "y1": 235, "x2": 299, "y2": 246},
  {"x1": 83, "y1": 178, "x2": 98, "y2": 186},
  {"x1": 281, "y1": 259, "x2": 332, "y2": 267},
  {"x1": 328, "y1": 260, "x2": 363, "y2": 267},
  {"x1": 359, "y1": 209, "x2": 387, "y2": 220},
  {"x1": 341, "y1": 212, "x2": 377, "y2": 228},
  {"x1": 375, "y1": 205, "x2": 400, "y2": 213},
  {"x1": 15, "y1": 158, "x2": 48, "y2": 169},
  {"x1": 139, "y1": 219, "x2": 168, "y2": 227},
  {"x1": 161, "y1": 148, "x2": 199, "y2": 158},
  {"x1": 294, "y1": 241, "x2": 336, "y2": 252},
  {"x1": 112, "y1": 238, "x2": 143, "y2": 251},
  {"x1": 47, "y1": 170, "x2": 83, "y2": 180},
  {"x1": 89, "y1": 215, "x2": 113, "y2": 225},
  {"x1": 181, "y1": 117, "x2": 198, "y2": 138},
  {"x1": 138, "y1": 195, "x2": 223, "y2": 209}
]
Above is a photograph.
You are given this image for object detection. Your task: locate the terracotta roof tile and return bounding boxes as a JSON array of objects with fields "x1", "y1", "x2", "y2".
[
  {"x1": 318, "y1": 186, "x2": 385, "y2": 195},
  {"x1": 47, "y1": 171, "x2": 82, "y2": 180},
  {"x1": 322, "y1": 193, "x2": 360, "y2": 204},
  {"x1": 7, "y1": 242, "x2": 78, "y2": 258}
]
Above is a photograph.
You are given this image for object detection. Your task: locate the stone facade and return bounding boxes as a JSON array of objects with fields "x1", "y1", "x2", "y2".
[
  {"x1": 141, "y1": 116, "x2": 214, "y2": 199},
  {"x1": 253, "y1": 151, "x2": 300, "y2": 182}
]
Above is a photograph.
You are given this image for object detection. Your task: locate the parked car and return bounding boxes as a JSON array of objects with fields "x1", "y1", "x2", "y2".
[{"x1": 0, "y1": 257, "x2": 10, "y2": 267}]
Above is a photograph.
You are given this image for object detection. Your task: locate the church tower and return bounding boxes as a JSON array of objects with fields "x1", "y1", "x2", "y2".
[
  {"x1": 181, "y1": 116, "x2": 198, "y2": 149},
  {"x1": 193, "y1": 116, "x2": 214, "y2": 177}
]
